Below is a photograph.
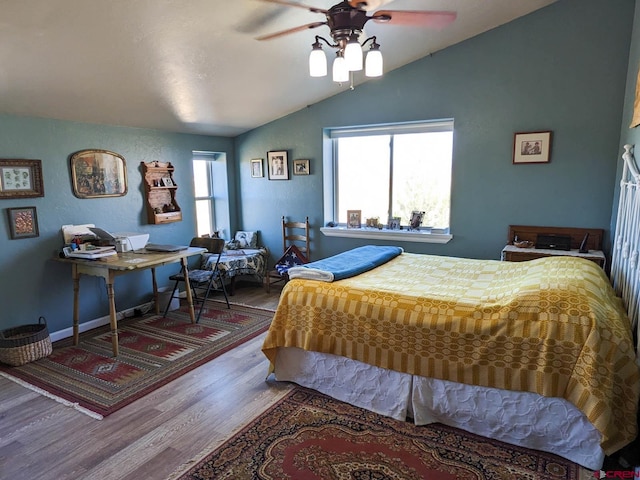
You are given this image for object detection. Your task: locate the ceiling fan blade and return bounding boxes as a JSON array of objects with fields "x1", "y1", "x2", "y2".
[
  {"x1": 371, "y1": 10, "x2": 457, "y2": 28},
  {"x1": 256, "y1": 21, "x2": 327, "y2": 41},
  {"x1": 256, "y1": 0, "x2": 328, "y2": 15},
  {"x1": 348, "y1": 0, "x2": 393, "y2": 12}
]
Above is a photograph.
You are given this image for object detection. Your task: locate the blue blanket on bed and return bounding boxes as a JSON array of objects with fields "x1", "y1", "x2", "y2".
[{"x1": 287, "y1": 245, "x2": 403, "y2": 282}]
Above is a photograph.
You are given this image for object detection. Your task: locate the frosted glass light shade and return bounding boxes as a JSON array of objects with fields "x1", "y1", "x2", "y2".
[
  {"x1": 309, "y1": 48, "x2": 327, "y2": 77},
  {"x1": 365, "y1": 49, "x2": 383, "y2": 77},
  {"x1": 344, "y1": 40, "x2": 363, "y2": 71},
  {"x1": 332, "y1": 56, "x2": 349, "y2": 83}
]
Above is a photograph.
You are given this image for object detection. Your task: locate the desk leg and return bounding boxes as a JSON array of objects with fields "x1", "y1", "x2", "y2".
[
  {"x1": 72, "y1": 264, "x2": 80, "y2": 345},
  {"x1": 181, "y1": 257, "x2": 196, "y2": 323},
  {"x1": 106, "y1": 273, "x2": 119, "y2": 357},
  {"x1": 151, "y1": 267, "x2": 159, "y2": 315}
]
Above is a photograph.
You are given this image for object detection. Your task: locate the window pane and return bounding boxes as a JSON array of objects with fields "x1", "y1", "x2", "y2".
[
  {"x1": 337, "y1": 135, "x2": 390, "y2": 223},
  {"x1": 195, "y1": 199, "x2": 212, "y2": 237},
  {"x1": 392, "y1": 131, "x2": 452, "y2": 229},
  {"x1": 193, "y1": 160, "x2": 210, "y2": 198}
]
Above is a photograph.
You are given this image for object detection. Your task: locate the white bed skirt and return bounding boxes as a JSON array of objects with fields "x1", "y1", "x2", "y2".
[{"x1": 273, "y1": 346, "x2": 604, "y2": 471}]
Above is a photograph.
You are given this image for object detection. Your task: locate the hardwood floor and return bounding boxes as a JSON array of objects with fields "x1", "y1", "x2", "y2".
[{"x1": 0, "y1": 283, "x2": 289, "y2": 480}]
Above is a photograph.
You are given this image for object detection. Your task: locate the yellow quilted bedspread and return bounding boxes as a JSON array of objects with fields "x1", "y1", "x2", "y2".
[{"x1": 262, "y1": 253, "x2": 640, "y2": 454}]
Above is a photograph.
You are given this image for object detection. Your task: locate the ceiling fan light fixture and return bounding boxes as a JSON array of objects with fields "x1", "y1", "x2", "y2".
[
  {"x1": 332, "y1": 53, "x2": 349, "y2": 83},
  {"x1": 344, "y1": 35, "x2": 363, "y2": 71},
  {"x1": 365, "y1": 40, "x2": 383, "y2": 77},
  {"x1": 309, "y1": 41, "x2": 328, "y2": 77}
]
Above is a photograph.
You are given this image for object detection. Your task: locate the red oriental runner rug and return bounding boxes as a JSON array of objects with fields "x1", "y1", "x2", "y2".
[
  {"x1": 0, "y1": 304, "x2": 272, "y2": 418},
  {"x1": 173, "y1": 387, "x2": 587, "y2": 480}
]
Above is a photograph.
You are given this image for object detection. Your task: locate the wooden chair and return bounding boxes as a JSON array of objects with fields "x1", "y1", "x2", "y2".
[
  {"x1": 163, "y1": 237, "x2": 229, "y2": 322},
  {"x1": 266, "y1": 216, "x2": 310, "y2": 293}
]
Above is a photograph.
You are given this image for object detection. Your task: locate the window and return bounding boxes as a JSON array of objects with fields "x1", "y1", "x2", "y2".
[
  {"x1": 328, "y1": 120, "x2": 453, "y2": 232},
  {"x1": 192, "y1": 151, "x2": 229, "y2": 239},
  {"x1": 193, "y1": 158, "x2": 215, "y2": 237}
]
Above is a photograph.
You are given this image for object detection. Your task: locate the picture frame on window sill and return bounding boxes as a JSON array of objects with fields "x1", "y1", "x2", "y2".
[
  {"x1": 513, "y1": 131, "x2": 552, "y2": 164},
  {"x1": 251, "y1": 158, "x2": 263, "y2": 178},
  {"x1": 0, "y1": 159, "x2": 44, "y2": 199},
  {"x1": 293, "y1": 159, "x2": 310, "y2": 175},
  {"x1": 267, "y1": 151, "x2": 289, "y2": 180},
  {"x1": 347, "y1": 210, "x2": 362, "y2": 229},
  {"x1": 7, "y1": 206, "x2": 39, "y2": 239},
  {"x1": 70, "y1": 149, "x2": 128, "y2": 198}
]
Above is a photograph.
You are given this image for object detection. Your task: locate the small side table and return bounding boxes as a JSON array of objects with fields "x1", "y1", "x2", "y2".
[{"x1": 501, "y1": 245, "x2": 606, "y2": 268}]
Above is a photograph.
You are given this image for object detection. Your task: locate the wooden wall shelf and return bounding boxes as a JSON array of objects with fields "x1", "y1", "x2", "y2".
[{"x1": 141, "y1": 161, "x2": 182, "y2": 224}]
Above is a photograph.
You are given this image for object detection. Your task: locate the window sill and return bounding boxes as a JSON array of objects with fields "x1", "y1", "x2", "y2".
[{"x1": 320, "y1": 227, "x2": 453, "y2": 244}]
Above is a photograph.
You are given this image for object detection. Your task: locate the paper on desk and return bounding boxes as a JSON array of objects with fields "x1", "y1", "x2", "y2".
[{"x1": 61, "y1": 223, "x2": 96, "y2": 244}]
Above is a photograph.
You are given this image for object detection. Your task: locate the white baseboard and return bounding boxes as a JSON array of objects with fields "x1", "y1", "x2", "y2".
[{"x1": 49, "y1": 301, "x2": 155, "y2": 342}]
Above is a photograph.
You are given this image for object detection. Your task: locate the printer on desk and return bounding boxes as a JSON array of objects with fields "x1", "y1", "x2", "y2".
[
  {"x1": 60, "y1": 224, "x2": 149, "y2": 252},
  {"x1": 89, "y1": 227, "x2": 149, "y2": 252}
]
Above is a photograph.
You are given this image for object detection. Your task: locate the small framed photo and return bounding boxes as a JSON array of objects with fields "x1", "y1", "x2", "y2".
[
  {"x1": 409, "y1": 210, "x2": 425, "y2": 229},
  {"x1": 267, "y1": 151, "x2": 289, "y2": 180},
  {"x1": 0, "y1": 159, "x2": 44, "y2": 199},
  {"x1": 251, "y1": 158, "x2": 263, "y2": 178},
  {"x1": 388, "y1": 217, "x2": 401, "y2": 230},
  {"x1": 293, "y1": 159, "x2": 310, "y2": 175},
  {"x1": 7, "y1": 206, "x2": 39, "y2": 239},
  {"x1": 513, "y1": 131, "x2": 552, "y2": 164},
  {"x1": 347, "y1": 209, "x2": 361, "y2": 229},
  {"x1": 161, "y1": 177, "x2": 174, "y2": 187}
]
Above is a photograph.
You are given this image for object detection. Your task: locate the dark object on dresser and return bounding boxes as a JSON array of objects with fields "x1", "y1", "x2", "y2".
[{"x1": 535, "y1": 234, "x2": 572, "y2": 251}]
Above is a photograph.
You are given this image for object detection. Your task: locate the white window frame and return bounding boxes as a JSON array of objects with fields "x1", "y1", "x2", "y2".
[{"x1": 321, "y1": 120, "x2": 453, "y2": 244}]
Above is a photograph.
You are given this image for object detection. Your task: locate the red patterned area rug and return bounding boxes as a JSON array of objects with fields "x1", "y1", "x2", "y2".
[
  {"x1": 0, "y1": 304, "x2": 272, "y2": 418},
  {"x1": 174, "y1": 387, "x2": 586, "y2": 480}
]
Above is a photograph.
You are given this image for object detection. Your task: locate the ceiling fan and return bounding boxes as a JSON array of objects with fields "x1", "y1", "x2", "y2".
[{"x1": 254, "y1": 0, "x2": 457, "y2": 83}]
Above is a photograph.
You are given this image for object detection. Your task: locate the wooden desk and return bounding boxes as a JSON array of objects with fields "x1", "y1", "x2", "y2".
[{"x1": 57, "y1": 247, "x2": 205, "y2": 356}]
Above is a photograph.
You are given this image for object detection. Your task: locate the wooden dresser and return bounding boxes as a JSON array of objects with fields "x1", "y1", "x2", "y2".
[{"x1": 501, "y1": 225, "x2": 606, "y2": 268}]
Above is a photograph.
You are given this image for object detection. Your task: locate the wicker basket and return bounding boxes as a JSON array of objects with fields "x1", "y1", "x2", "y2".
[{"x1": 0, "y1": 316, "x2": 52, "y2": 366}]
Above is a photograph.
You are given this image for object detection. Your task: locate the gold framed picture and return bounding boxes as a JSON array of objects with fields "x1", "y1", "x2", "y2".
[{"x1": 70, "y1": 149, "x2": 128, "y2": 198}]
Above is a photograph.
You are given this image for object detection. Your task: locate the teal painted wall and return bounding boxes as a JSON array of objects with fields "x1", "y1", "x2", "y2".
[
  {"x1": 236, "y1": 0, "x2": 634, "y2": 263},
  {"x1": 0, "y1": 115, "x2": 235, "y2": 332},
  {"x1": 615, "y1": 2, "x2": 640, "y2": 232}
]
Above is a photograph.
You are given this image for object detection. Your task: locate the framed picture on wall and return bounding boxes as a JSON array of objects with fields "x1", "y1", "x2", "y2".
[
  {"x1": 70, "y1": 149, "x2": 128, "y2": 198},
  {"x1": 251, "y1": 158, "x2": 263, "y2": 178},
  {"x1": 512, "y1": 131, "x2": 552, "y2": 164},
  {"x1": 293, "y1": 159, "x2": 310, "y2": 175},
  {"x1": 0, "y1": 159, "x2": 44, "y2": 199},
  {"x1": 7, "y1": 206, "x2": 39, "y2": 239},
  {"x1": 267, "y1": 151, "x2": 289, "y2": 180}
]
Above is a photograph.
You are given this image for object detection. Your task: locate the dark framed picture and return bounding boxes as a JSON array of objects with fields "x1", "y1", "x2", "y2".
[
  {"x1": 293, "y1": 159, "x2": 310, "y2": 175},
  {"x1": 513, "y1": 131, "x2": 552, "y2": 164},
  {"x1": 161, "y1": 177, "x2": 174, "y2": 187},
  {"x1": 267, "y1": 151, "x2": 289, "y2": 180},
  {"x1": 70, "y1": 149, "x2": 128, "y2": 198},
  {"x1": 347, "y1": 209, "x2": 361, "y2": 228},
  {"x1": 0, "y1": 159, "x2": 44, "y2": 199},
  {"x1": 251, "y1": 158, "x2": 264, "y2": 178},
  {"x1": 7, "y1": 206, "x2": 39, "y2": 239}
]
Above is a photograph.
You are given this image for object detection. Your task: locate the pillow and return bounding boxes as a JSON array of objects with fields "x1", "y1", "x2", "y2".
[
  {"x1": 234, "y1": 231, "x2": 257, "y2": 248},
  {"x1": 274, "y1": 244, "x2": 308, "y2": 275}
]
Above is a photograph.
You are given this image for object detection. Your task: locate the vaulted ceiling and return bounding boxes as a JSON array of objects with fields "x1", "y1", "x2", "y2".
[{"x1": 0, "y1": 0, "x2": 556, "y2": 137}]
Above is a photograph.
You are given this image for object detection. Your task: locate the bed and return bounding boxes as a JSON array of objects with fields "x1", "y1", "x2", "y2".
[{"x1": 261, "y1": 247, "x2": 640, "y2": 471}]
